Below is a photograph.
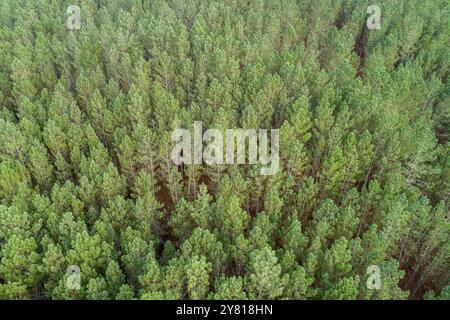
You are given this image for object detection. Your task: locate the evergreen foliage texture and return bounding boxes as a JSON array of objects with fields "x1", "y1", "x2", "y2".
[{"x1": 0, "y1": 0, "x2": 448, "y2": 300}]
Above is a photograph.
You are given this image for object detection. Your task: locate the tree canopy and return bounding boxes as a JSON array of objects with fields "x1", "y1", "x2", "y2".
[{"x1": 0, "y1": 0, "x2": 448, "y2": 300}]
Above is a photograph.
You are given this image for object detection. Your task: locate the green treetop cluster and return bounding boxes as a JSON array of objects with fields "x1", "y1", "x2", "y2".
[{"x1": 0, "y1": 0, "x2": 448, "y2": 300}]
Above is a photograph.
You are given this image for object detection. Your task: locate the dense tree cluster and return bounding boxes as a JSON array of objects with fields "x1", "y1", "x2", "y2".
[{"x1": 0, "y1": 0, "x2": 448, "y2": 300}]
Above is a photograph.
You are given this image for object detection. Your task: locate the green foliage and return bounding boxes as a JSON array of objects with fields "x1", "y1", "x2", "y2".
[
  {"x1": 185, "y1": 256, "x2": 211, "y2": 300},
  {"x1": 0, "y1": 0, "x2": 448, "y2": 300},
  {"x1": 245, "y1": 247, "x2": 287, "y2": 299}
]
